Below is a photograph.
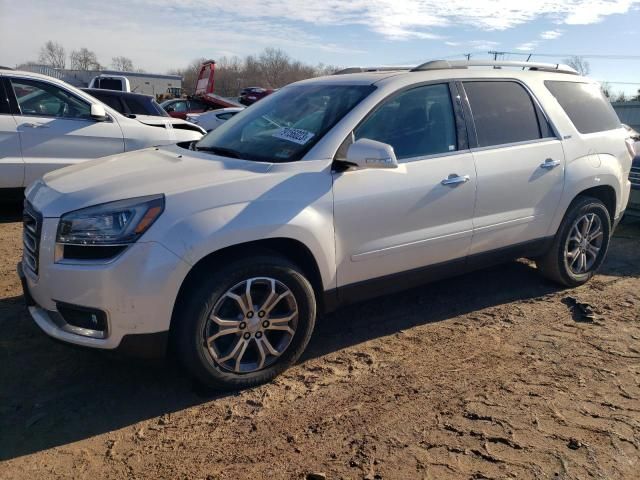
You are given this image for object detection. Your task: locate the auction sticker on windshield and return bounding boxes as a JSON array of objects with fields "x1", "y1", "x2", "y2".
[{"x1": 272, "y1": 127, "x2": 315, "y2": 145}]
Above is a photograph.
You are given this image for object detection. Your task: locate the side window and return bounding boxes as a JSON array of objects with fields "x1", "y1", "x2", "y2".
[
  {"x1": 354, "y1": 83, "x2": 457, "y2": 159},
  {"x1": 169, "y1": 101, "x2": 188, "y2": 113},
  {"x1": 0, "y1": 80, "x2": 11, "y2": 114},
  {"x1": 217, "y1": 112, "x2": 235, "y2": 121},
  {"x1": 545, "y1": 81, "x2": 620, "y2": 134},
  {"x1": 94, "y1": 94, "x2": 123, "y2": 113},
  {"x1": 189, "y1": 100, "x2": 207, "y2": 110},
  {"x1": 10, "y1": 78, "x2": 91, "y2": 119},
  {"x1": 464, "y1": 81, "x2": 542, "y2": 147},
  {"x1": 125, "y1": 97, "x2": 151, "y2": 115}
]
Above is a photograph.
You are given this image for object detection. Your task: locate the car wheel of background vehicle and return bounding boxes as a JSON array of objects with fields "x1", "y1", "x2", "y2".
[
  {"x1": 173, "y1": 255, "x2": 316, "y2": 390},
  {"x1": 536, "y1": 196, "x2": 611, "y2": 287}
]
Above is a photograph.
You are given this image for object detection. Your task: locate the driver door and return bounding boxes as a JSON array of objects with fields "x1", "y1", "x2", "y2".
[
  {"x1": 332, "y1": 83, "x2": 477, "y2": 295},
  {"x1": 8, "y1": 76, "x2": 124, "y2": 186}
]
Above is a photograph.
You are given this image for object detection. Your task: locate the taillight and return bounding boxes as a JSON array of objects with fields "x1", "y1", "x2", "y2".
[{"x1": 625, "y1": 138, "x2": 636, "y2": 158}]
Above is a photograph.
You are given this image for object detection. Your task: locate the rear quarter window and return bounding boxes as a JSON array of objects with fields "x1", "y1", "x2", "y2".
[
  {"x1": 463, "y1": 81, "x2": 546, "y2": 148},
  {"x1": 545, "y1": 81, "x2": 620, "y2": 134}
]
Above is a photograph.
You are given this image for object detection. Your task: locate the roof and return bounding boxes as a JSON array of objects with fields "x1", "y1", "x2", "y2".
[{"x1": 294, "y1": 66, "x2": 584, "y2": 89}]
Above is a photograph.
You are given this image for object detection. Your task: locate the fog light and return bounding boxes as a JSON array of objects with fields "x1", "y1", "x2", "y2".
[{"x1": 55, "y1": 302, "x2": 108, "y2": 338}]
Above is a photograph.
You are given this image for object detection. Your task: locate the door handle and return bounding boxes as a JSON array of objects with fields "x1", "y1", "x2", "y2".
[
  {"x1": 22, "y1": 122, "x2": 50, "y2": 129},
  {"x1": 441, "y1": 174, "x2": 470, "y2": 186},
  {"x1": 540, "y1": 158, "x2": 561, "y2": 169}
]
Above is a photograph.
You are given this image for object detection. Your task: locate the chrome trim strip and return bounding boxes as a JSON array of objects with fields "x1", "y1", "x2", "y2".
[{"x1": 352, "y1": 229, "x2": 472, "y2": 262}]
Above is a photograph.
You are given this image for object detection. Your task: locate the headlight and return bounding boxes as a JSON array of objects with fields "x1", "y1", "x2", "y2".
[{"x1": 56, "y1": 195, "x2": 164, "y2": 245}]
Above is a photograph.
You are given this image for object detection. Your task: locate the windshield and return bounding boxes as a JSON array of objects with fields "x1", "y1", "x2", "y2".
[{"x1": 195, "y1": 84, "x2": 375, "y2": 162}]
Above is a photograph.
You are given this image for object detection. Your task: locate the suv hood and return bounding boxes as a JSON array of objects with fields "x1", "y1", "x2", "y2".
[{"x1": 28, "y1": 144, "x2": 272, "y2": 217}]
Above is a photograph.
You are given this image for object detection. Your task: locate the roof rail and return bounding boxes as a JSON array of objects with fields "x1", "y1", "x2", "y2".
[
  {"x1": 333, "y1": 66, "x2": 411, "y2": 75},
  {"x1": 410, "y1": 60, "x2": 578, "y2": 75}
]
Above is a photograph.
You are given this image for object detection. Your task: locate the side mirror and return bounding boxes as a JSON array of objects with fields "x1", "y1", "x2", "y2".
[
  {"x1": 90, "y1": 103, "x2": 108, "y2": 121},
  {"x1": 165, "y1": 106, "x2": 175, "y2": 113},
  {"x1": 345, "y1": 138, "x2": 398, "y2": 169}
]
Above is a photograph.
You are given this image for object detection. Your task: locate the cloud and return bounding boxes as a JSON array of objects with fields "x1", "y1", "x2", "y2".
[
  {"x1": 181, "y1": 0, "x2": 640, "y2": 37},
  {"x1": 515, "y1": 42, "x2": 540, "y2": 51},
  {"x1": 1, "y1": 0, "x2": 638, "y2": 72},
  {"x1": 540, "y1": 29, "x2": 564, "y2": 39},
  {"x1": 468, "y1": 40, "x2": 500, "y2": 51}
]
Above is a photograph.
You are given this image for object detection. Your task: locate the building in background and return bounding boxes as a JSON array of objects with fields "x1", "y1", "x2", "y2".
[
  {"x1": 18, "y1": 64, "x2": 181, "y2": 98},
  {"x1": 612, "y1": 102, "x2": 640, "y2": 132}
]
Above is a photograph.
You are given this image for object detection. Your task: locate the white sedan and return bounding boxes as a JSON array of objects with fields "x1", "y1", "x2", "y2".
[
  {"x1": 0, "y1": 68, "x2": 204, "y2": 192},
  {"x1": 187, "y1": 107, "x2": 244, "y2": 132}
]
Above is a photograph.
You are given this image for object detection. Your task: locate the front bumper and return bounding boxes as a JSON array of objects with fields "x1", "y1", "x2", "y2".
[{"x1": 19, "y1": 220, "x2": 191, "y2": 354}]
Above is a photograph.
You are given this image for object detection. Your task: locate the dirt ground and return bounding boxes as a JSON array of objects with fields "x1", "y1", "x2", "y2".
[{"x1": 0, "y1": 209, "x2": 639, "y2": 480}]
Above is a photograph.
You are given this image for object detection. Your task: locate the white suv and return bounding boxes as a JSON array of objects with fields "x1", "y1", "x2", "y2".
[
  {"x1": 19, "y1": 61, "x2": 633, "y2": 390},
  {"x1": 0, "y1": 69, "x2": 204, "y2": 194}
]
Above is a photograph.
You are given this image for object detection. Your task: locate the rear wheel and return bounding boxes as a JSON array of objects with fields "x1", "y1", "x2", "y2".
[
  {"x1": 536, "y1": 196, "x2": 611, "y2": 287},
  {"x1": 174, "y1": 255, "x2": 316, "y2": 390}
]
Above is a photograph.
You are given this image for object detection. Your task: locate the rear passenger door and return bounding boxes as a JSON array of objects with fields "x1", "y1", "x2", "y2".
[{"x1": 460, "y1": 80, "x2": 565, "y2": 255}]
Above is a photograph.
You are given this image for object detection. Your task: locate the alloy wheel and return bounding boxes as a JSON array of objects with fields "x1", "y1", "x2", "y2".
[
  {"x1": 564, "y1": 213, "x2": 604, "y2": 275},
  {"x1": 203, "y1": 277, "x2": 298, "y2": 373}
]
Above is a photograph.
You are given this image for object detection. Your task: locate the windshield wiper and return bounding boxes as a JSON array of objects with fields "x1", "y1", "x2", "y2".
[{"x1": 195, "y1": 145, "x2": 244, "y2": 159}]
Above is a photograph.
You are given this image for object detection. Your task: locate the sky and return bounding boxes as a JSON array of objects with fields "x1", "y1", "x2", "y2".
[{"x1": 2, "y1": 0, "x2": 640, "y2": 95}]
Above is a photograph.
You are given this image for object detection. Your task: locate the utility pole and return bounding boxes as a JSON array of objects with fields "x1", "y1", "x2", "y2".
[{"x1": 488, "y1": 50, "x2": 507, "y2": 61}]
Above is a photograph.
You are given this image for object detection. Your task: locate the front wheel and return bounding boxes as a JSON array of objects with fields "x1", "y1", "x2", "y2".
[
  {"x1": 536, "y1": 196, "x2": 611, "y2": 287},
  {"x1": 174, "y1": 255, "x2": 317, "y2": 390}
]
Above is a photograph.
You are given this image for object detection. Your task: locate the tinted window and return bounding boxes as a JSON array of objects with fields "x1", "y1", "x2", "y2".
[
  {"x1": 464, "y1": 81, "x2": 542, "y2": 147},
  {"x1": 168, "y1": 100, "x2": 187, "y2": 113},
  {"x1": 0, "y1": 81, "x2": 10, "y2": 114},
  {"x1": 11, "y1": 78, "x2": 91, "y2": 119},
  {"x1": 545, "y1": 81, "x2": 620, "y2": 134},
  {"x1": 189, "y1": 100, "x2": 209, "y2": 111},
  {"x1": 91, "y1": 93, "x2": 123, "y2": 113},
  {"x1": 95, "y1": 78, "x2": 123, "y2": 91},
  {"x1": 125, "y1": 97, "x2": 153, "y2": 115},
  {"x1": 355, "y1": 83, "x2": 457, "y2": 159},
  {"x1": 196, "y1": 84, "x2": 374, "y2": 162}
]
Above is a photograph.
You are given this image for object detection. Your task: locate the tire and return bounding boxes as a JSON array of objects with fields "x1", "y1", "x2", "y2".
[
  {"x1": 536, "y1": 196, "x2": 611, "y2": 287},
  {"x1": 173, "y1": 254, "x2": 317, "y2": 390}
]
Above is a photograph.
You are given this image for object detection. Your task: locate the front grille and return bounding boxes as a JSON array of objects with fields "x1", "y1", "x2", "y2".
[
  {"x1": 630, "y1": 165, "x2": 640, "y2": 188},
  {"x1": 23, "y1": 202, "x2": 42, "y2": 275}
]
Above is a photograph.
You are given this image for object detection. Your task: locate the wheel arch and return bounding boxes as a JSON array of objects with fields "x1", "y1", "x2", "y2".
[
  {"x1": 574, "y1": 185, "x2": 616, "y2": 222},
  {"x1": 169, "y1": 237, "x2": 327, "y2": 340}
]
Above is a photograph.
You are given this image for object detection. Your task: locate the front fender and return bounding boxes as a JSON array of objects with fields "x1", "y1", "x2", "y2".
[{"x1": 158, "y1": 198, "x2": 336, "y2": 292}]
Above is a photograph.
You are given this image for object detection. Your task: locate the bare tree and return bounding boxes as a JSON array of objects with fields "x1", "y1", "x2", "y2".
[
  {"x1": 70, "y1": 48, "x2": 100, "y2": 71},
  {"x1": 600, "y1": 81, "x2": 612, "y2": 98},
  {"x1": 38, "y1": 41, "x2": 66, "y2": 69},
  {"x1": 259, "y1": 48, "x2": 291, "y2": 88},
  {"x1": 564, "y1": 55, "x2": 590, "y2": 76},
  {"x1": 167, "y1": 48, "x2": 344, "y2": 97},
  {"x1": 111, "y1": 56, "x2": 134, "y2": 71}
]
